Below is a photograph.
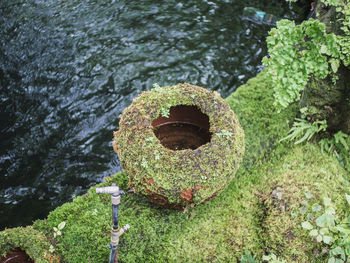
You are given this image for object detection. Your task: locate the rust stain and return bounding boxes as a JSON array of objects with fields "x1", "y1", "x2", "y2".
[
  {"x1": 180, "y1": 188, "x2": 193, "y2": 202},
  {"x1": 148, "y1": 178, "x2": 154, "y2": 186},
  {"x1": 112, "y1": 141, "x2": 118, "y2": 153},
  {"x1": 145, "y1": 189, "x2": 169, "y2": 206}
]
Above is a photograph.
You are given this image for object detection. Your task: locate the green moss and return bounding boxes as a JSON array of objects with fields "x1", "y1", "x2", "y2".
[
  {"x1": 30, "y1": 168, "x2": 264, "y2": 263},
  {"x1": 1, "y1": 71, "x2": 349, "y2": 263},
  {"x1": 0, "y1": 226, "x2": 60, "y2": 263},
  {"x1": 225, "y1": 70, "x2": 298, "y2": 167},
  {"x1": 299, "y1": 72, "x2": 350, "y2": 133},
  {"x1": 114, "y1": 83, "x2": 245, "y2": 207},
  {"x1": 28, "y1": 143, "x2": 349, "y2": 263},
  {"x1": 256, "y1": 143, "x2": 349, "y2": 262}
]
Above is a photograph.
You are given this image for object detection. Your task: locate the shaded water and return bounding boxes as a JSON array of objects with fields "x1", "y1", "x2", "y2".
[{"x1": 0, "y1": 0, "x2": 296, "y2": 228}]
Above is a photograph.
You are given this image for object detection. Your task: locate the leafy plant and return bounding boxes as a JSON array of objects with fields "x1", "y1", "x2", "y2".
[
  {"x1": 145, "y1": 136, "x2": 154, "y2": 142},
  {"x1": 141, "y1": 158, "x2": 148, "y2": 169},
  {"x1": 280, "y1": 118, "x2": 327, "y2": 144},
  {"x1": 216, "y1": 129, "x2": 233, "y2": 138},
  {"x1": 263, "y1": 0, "x2": 350, "y2": 111},
  {"x1": 49, "y1": 245, "x2": 55, "y2": 253},
  {"x1": 319, "y1": 131, "x2": 350, "y2": 170},
  {"x1": 53, "y1": 221, "x2": 66, "y2": 238},
  {"x1": 282, "y1": 119, "x2": 349, "y2": 170},
  {"x1": 160, "y1": 105, "x2": 171, "y2": 118},
  {"x1": 302, "y1": 196, "x2": 350, "y2": 262},
  {"x1": 240, "y1": 252, "x2": 260, "y2": 263},
  {"x1": 152, "y1": 83, "x2": 162, "y2": 91}
]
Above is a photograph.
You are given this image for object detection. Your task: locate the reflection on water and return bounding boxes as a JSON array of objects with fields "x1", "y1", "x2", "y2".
[{"x1": 0, "y1": 0, "x2": 295, "y2": 228}]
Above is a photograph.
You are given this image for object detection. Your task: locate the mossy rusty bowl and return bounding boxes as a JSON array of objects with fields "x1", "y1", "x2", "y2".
[
  {"x1": 0, "y1": 226, "x2": 60, "y2": 263},
  {"x1": 113, "y1": 83, "x2": 244, "y2": 208}
]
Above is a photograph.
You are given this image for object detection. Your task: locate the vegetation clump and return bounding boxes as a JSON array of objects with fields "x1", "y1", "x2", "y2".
[{"x1": 263, "y1": 0, "x2": 350, "y2": 110}]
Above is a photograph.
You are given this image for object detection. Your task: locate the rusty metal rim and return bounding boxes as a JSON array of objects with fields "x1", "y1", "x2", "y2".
[
  {"x1": 0, "y1": 248, "x2": 34, "y2": 263},
  {"x1": 151, "y1": 105, "x2": 212, "y2": 151}
]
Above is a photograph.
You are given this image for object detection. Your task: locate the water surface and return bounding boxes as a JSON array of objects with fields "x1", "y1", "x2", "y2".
[{"x1": 0, "y1": 0, "x2": 295, "y2": 228}]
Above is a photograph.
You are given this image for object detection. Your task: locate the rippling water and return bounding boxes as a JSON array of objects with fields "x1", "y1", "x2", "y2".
[{"x1": 0, "y1": 0, "x2": 296, "y2": 228}]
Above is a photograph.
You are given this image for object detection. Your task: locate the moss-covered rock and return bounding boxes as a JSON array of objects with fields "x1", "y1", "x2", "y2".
[
  {"x1": 256, "y1": 144, "x2": 349, "y2": 262},
  {"x1": 0, "y1": 226, "x2": 60, "y2": 263},
  {"x1": 114, "y1": 83, "x2": 245, "y2": 208},
  {"x1": 299, "y1": 70, "x2": 350, "y2": 134}
]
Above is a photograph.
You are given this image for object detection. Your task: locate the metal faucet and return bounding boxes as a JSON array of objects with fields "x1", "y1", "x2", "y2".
[{"x1": 96, "y1": 184, "x2": 130, "y2": 263}]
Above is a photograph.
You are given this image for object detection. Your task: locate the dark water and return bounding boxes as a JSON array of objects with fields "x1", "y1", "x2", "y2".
[{"x1": 0, "y1": 0, "x2": 296, "y2": 229}]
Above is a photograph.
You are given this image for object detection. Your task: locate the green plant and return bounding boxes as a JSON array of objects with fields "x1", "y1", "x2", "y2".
[
  {"x1": 160, "y1": 105, "x2": 171, "y2": 118},
  {"x1": 53, "y1": 221, "x2": 66, "y2": 238},
  {"x1": 281, "y1": 118, "x2": 349, "y2": 170},
  {"x1": 241, "y1": 252, "x2": 260, "y2": 263},
  {"x1": 152, "y1": 83, "x2": 161, "y2": 90},
  {"x1": 49, "y1": 245, "x2": 55, "y2": 253},
  {"x1": 302, "y1": 196, "x2": 350, "y2": 262},
  {"x1": 263, "y1": 0, "x2": 350, "y2": 111},
  {"x1": 217, "y1": 129, "x2": 233, "y2": 138},
  {"x1": 280, "y1": 118, "x2": 327, "y2": 144},
  {"x1": 320, "y1": 131, "x2": 350, "y2": 170}
]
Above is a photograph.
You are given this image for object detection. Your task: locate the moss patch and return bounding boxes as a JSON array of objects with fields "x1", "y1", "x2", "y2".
[
  {"x1": 1, "y1": 71, "x2": 349, "y2": 262},
  {"x1": 225, "y1": 69, "x2": 298, "y2": 167},
  {"x1": 27, "y1": 143, "x2": 349, "y2": 263},
  {"x1": 256, "y1": 144, "x2": 349, "y2": 262}
]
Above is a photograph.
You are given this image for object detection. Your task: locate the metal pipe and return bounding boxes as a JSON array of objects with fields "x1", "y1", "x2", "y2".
[
  {"x1": 109, "y1": 246, "x2": 117, "y2": 263},
  {"x1": 96, "y1": 185, "x2": 121, "y2": 194},
  {"x1": 112, "y1": 203, "x2": 119, "y2": 230},
  {"x1": 96, "y1": 184, "x2": 129, "y2": 263}
]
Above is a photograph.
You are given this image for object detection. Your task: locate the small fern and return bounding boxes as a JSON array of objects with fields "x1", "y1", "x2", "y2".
[
  {"x1": 240, "y1": 252, "x2": 260, "y2": 263},
  {"x1": 320, "y1": 131, "x2": 350, "y2": 170},
  {"x1": 280, "y1": 118, "x2": 327, "y2": 144}
]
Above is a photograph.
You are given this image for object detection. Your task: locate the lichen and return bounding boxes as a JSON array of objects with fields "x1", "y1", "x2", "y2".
[{"x1": 114, "y1": 83, "x2": 245, "y2": 207}]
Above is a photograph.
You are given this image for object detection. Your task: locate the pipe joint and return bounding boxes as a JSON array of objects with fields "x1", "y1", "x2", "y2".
[
  {"x1": 111, "y1": 195, "x2": 121, "y2": 205},
  {"x1": 110, "y1": 224, "x2": 130, "y2": 247},
  {"x1": 96, "y1": 185, "x2": 120, "y2": 195}
]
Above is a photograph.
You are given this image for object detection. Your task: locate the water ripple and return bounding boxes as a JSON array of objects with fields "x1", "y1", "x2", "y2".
[{"x1": 0, "y1": 0, "x2": 296, "y2": 228}]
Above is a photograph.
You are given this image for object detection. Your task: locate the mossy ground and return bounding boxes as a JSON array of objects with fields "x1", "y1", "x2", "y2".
[{"x1": 1, "y1": 70, "x2": 349, "y2": 262}]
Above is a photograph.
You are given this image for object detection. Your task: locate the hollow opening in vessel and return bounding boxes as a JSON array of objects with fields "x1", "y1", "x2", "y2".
[
  {"x1": 0, "y1": 248, "x2": 34, "y2": 263},
  {"x1": 152, "y1": 105, "x2": 212, "y2": 150}
]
